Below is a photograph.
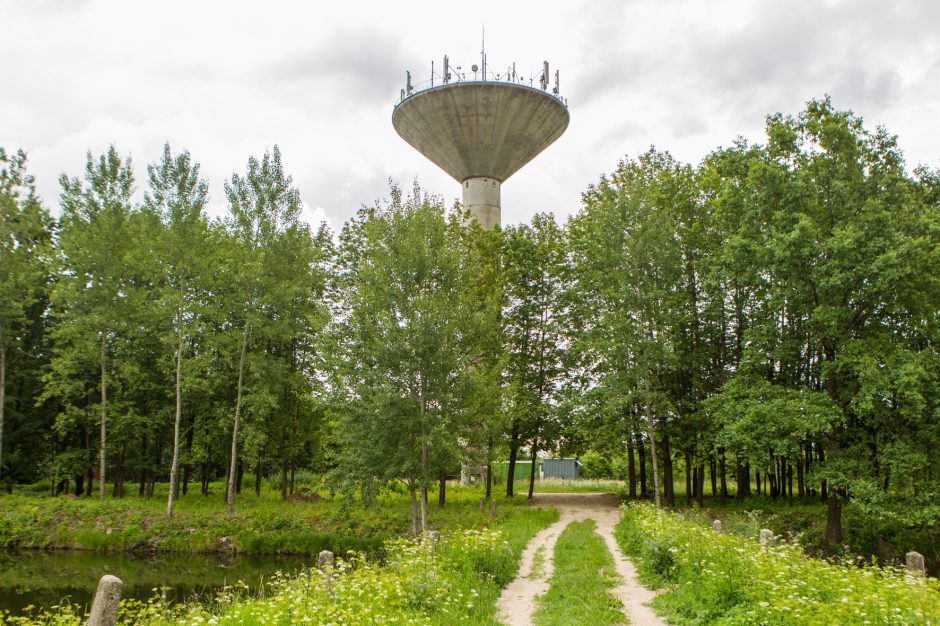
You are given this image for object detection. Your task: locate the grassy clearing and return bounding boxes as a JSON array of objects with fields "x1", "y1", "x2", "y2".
[
  {"x1": 3, "y1": 506, "x2": 558, "y2": 625},
  {"x1": 616, "y1": 502, "x2": 940, "y2": 625},
  {"x1": 533, "y1": 520, "x2": 625, "y2": 626},
  {"x1": 0, "y1": 482, "x2": 537, "y2": 556}
]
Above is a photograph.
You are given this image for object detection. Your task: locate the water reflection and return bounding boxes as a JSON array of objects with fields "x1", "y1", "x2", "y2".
[{"x1": 0, "y1": 550, "x2": 310, "y2": 617}]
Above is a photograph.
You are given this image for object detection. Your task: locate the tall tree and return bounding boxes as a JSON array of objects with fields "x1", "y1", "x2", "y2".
[
  {"x1": 335, "y1": 185, "x2": 479, "y2": 534},
  {"x1": 222, "y1": 146, "x2": 302, "y2": 514},
  {"x1": 143, "y1": 144, "x2": 211, "y2": 517},
  {"x1": 49, "y1": 146, "x2": 136, "y2": 499},
  {"x1": 502, "y1": 214, "x2": 567, "y2": 499},
  {"x1": 0, "y1": 149, "x2": 53, "y2": 486}
]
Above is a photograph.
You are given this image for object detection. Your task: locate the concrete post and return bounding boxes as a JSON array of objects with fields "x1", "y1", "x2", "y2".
[
  {"x1": 712, "y1": 519, "x2": 722, "y2": 532},
  {"x1": 86, "y1": 575, "x2": 123, "y2": 626},
  {"x1": 906, "y1": 551, "x2": 926, "y2": 576},
  {"x1": 759, "y1": 529, "x2": 774, "y2": 546},
  {"x1": 318, "y1": 549, "x2": 335, "y2": 597}
]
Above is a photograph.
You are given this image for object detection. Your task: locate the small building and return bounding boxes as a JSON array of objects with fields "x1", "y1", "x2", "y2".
[{"x1": 542, "y1": 458, "x2": 582, "y2": 480}]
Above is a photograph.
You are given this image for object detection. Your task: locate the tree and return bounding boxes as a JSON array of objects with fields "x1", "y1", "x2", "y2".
[
  {"x1": 222, "y1": 146, "x2": 303, "y2": 513},
  {"x1": 0, "y1": 149, "x2": 53, "y2": 487},
  {"x1": 143, "y1": 143, "x2": 211, "y2": 517},
  {"x1": 335, "y1": 184, "x2": 479, "y2": 534},
  {"x1": 502, "y1": 214, "x2": 567, "y2": 498},
  {"x1": 48, "y1": 146, "x2": 137, "y2": 499}
]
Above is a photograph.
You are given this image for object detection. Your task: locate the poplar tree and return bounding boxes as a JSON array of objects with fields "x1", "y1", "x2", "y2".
[
  {"x1": 143, "y1": 144, "x2": 212, "y2": 517},
  {"x1": 49, "y1": 147, "x2": 136, "y2": 499},
  {"x1": 0, "y1": 149, "x2": 52, "y2": 486}
]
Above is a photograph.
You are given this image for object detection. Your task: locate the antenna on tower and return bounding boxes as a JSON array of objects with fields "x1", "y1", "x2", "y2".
[
  {"x1": 481, "y1": 26, "x2": 486, "y2": 81},
  {"x1": 553, "y1": 69, "x2": 560, "y2": 95},
  {"x1": 406, "y1": 71, "x2": 413, "y2": 96},
  {"x1": 443, "y1": 55, "x2": 451, "y2": 84},
  {"x1": 540, "y1": 61, "x2": 549, "y2": 90}
]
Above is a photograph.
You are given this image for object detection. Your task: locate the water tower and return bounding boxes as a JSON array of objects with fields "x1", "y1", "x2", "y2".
[{"x1": 392, "y1": 55, "x2": 569, "y2": 229}]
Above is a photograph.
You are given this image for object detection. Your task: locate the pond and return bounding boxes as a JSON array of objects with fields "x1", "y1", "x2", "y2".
[{"x1": 0, "y1": 549, "x2": 311, "y2": 618}]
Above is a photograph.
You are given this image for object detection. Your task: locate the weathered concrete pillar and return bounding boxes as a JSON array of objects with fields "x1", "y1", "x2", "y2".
[
  {"x1": 759, "y1": 529, "x2": 774, "y2": 546},
  {"x1": 318, "y1": 549, "x2": 335, "y2": 596},
  {"x1": 462, "y1": 177, "x2": 501, "y2": 230},
  {"x1": 906, "y1": 551, "x2": 926, "y2": 576},
  {"x1": 86, "y1": 575, "x2": 123, "y2": 626},
  {"x1": 712, "y1": 519, "x2": 722, "y2": 532},
  {"x1": 318, "y1": 550, "x2": 334, "y2": 570}
]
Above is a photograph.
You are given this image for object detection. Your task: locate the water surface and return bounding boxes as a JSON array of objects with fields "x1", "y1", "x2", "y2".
[{"x1": 0, "y1": 550, "x2": 310, "y2": 618}]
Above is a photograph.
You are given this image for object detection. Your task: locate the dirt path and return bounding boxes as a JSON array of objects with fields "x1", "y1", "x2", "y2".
[{"x1": 496, "y1": 493, "x2": 665, "y2": 626}]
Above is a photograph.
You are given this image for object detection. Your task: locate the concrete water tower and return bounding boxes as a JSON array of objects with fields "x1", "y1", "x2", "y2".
[{"x1": 392, "y1": 55, "x2": 569, "y2": 229}]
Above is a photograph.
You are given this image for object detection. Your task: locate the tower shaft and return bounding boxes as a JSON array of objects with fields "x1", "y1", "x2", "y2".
[{"x1": 463, "y1": 177, "x2": 500, "y2": 230}]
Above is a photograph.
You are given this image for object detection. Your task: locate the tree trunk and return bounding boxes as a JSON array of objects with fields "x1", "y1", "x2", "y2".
[
  {"x1": 825, "y1": 492, "x2": 843, "y2": 545},
  {"x1": 408, "y1": 479, "x2": 419, "y2": 537},
  {"x1": 637, "y1": 433, "x2": 648, "y2": 498},
  {"x1": 280, "y1": 462, "x2": 288, "y2": 500},
  {"x1": 438, "y1": 471, "x2": 446, "y2": 506},
  {"x1": 289, "y1": 466, "x2": 295, "y2": 495},
  {"x1": 627, "y1": 436, "x2": 637, "y2": 499},
  {"x1": 696, "y1": 464, "x2": 705, "y2": 507},
  {"x1": 710, "y1": 458, "x2": 717, "y2": 497},
  {"x1": 236, "y1": 461, "x2": 244, "y2": 494},
  {"x1": 719, "y1": 454, "x2": 728, "y2": 503},
  {"x1": 506, "y1": 419, "x2": 520, "y2": 497},
  {"x1": 755, "y1": 469, "x2": 761, "y2": 495},
  {"x1": 99, "y1": 330, "x2": 108, "y2": 500},
  {"x1": 255, "y1": 460, "x2": 263, "y2": 496},
  {"x1": 646, "y1": 401, "x2": 661, "y2": 508},
  {"x1": 226, "y1": 324, "x2": 250, "y2": 515},
  {"x1": 661, "y1": 432, "x2": 674, "y2": 506},
  {"x1": 527, "y1": 441, "x2": 538, "y2": 500},
  {"x1": 167, "y1": 313, "x2": 185, "y2": 518},
  {"x1": 684, "y1": 451, "x2": 693, "y2": 505},
  {"x1": 182, "y1": 464, "x2": 190, "y2": 496},
  {"x1": 797, "y1": 452, "x2": 805, "y2": 497}
]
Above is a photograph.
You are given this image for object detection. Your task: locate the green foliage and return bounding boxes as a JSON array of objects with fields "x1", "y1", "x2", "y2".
[
  {"x1": 617, "y1": 502, "x2": 940, "y2": 624},
  {"x1": 579, "y1": 449, "x2": 614, "y2": 479}
]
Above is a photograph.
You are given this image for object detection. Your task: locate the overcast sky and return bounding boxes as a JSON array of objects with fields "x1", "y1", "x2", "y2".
[{"x1": 2, "y1": 0, "x2": 938, "y2": 231}]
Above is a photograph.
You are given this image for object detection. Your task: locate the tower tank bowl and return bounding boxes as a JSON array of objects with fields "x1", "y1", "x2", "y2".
[{"x1": 392, "y1": 81, "x2": 570, "y2": 185}]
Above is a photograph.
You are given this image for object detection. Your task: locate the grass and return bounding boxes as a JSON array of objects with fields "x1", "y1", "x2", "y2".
[
  {"x1": 0, "y1": 481, "x2": 542, "y2": 556},
  {"x1": 530, "y1": 545, "x2": 547, "y2": 579},
  {"x1": 616, "y1": 502, "x2": 940, "y2": 625},
  {"x1": 3, "y1": 507, "x2": 559, "y2": 625},
  {"x1": 533, "y1": 520, "x2": 625, "y2": 626}
]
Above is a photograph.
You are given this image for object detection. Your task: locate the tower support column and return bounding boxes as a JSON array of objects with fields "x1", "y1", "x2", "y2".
[{"x1": 462, "y1": 177, "x2": 501, "y2": 230}]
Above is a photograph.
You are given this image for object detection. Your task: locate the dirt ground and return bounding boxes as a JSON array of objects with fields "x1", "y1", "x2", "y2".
[{"x1": 496, "y1": 492, "x2": 665, "y2": 626}]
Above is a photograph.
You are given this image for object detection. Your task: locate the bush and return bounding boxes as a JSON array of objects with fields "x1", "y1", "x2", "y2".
[{"x1": 579, "y1": 450, "x2": 613, "y2": 479}]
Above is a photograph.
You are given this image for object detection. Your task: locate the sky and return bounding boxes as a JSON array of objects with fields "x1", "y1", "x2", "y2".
[{"x1": 2, "y1": 0, "x2": 938, "y2": 231}]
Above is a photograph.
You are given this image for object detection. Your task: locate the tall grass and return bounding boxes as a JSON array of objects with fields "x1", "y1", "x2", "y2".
[{"x1": 616, "y1": 502, "x2": 940, "y2": 625}]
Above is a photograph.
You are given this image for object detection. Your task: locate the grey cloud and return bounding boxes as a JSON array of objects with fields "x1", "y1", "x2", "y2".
[{"x1": 262, "y1": 29, "x2": 414, "y2": 104}]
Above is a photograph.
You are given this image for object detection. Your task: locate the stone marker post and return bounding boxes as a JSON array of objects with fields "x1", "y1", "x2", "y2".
[
  {"x1": 87, "y1": 575, "x2": 123, "y2": 626},
  {"x1": 712, "y1": 519, "x2": 722, "y2": 532},
  {"x1": 318, "y1": 550, "x2": 335, "y2": 596},
  {"x1": 906, "y1": 551, "x2": 926, "y2": 576},
  {"x1": 759, "y1": 529, "x2": 774, "y2": 546}
]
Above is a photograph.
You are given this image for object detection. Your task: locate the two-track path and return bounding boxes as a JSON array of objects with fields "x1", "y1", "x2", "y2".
[{"x1": 496, "y1": 493, "x2": 665, "y2": 626}]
